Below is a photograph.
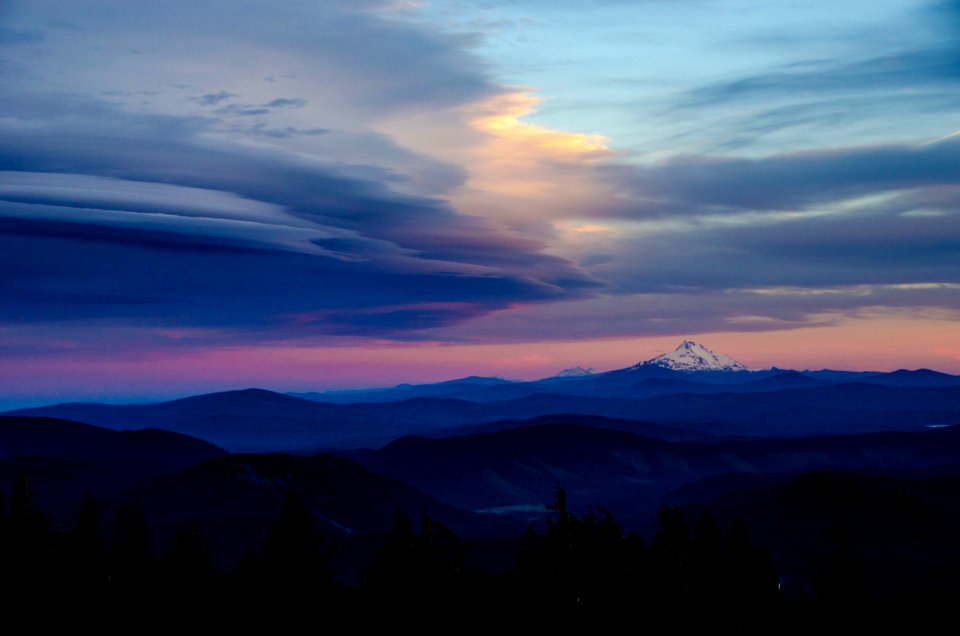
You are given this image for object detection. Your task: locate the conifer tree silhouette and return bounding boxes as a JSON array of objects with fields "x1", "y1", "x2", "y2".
[
  {"x1": 163, "y1": 522, "x2": 217, "y2": 588},
  {"x1": 7, "y1": 476, "x2": 50, "y2": 591},
  {"x1": 62, "y1": 492, "x2": 106, "y2": 589},
  {"x1": 366, "y1": 508, "x2": 415, "y2": 605},
  {"x1": 111, "y1": 500, "x2": 154, "y2": 590},
  {"x1": 691, "y1": 510, "x2": 724, "y2": 607},
  {"x1": 651, "y1": 505, "x2": 692, "y2": 605},
  {"x1": 815, "y1": 519, "x2": 868, "y2": 606},
  {"x1": 261, "y1": 490, "x2": 332, "y2": 595}
]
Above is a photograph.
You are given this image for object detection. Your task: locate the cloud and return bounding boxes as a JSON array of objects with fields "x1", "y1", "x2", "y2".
[
  {"x1": 214, "y1": 105, "x2": 270, "y2": 116},
  {"x1": 681, "y1": 49, "x2": 960, "y2": 109},
  {"x1": 666, "y1": 40, "x2": 960, "y2": 152},
  {"x1": 595, "y1": 210, "x2": 960, "y2": 293},
  {"x1": 400, "y1": 90, "x2": 626, "y2": 230},
  {"x1": 443, "y1": 284, "x2": 960, "y2": 343},
  {"x1": 588, "y1": 138, "x2": 960, "y2": 219},
  {"x1": 196, "y1": 91, "x2": 237, "y2": 106},
  {"x1": 0, "y1": 0, "x2": 957, "y2": 357},
  {"x1": 207, "y1": 97, "x2": 308, "y2": 116},
  {"x1": 247, "y1": 126, "x2": 329, "y2": 139},
  {"x1": 265, "y1": 97, "x2": 307, "y2": 108},
  {"x1": 0, "y1": 87, "x2": 598, "y2": 339}
]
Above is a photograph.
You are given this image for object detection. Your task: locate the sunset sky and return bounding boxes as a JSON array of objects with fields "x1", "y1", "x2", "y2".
[{"x1": 1, "y1": 0, "x2": 959, "y2": 407}]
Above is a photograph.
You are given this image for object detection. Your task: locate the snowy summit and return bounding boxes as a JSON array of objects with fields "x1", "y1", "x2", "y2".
[
  {"x1": 633, "y1": 341, "x2": 749, "y2": 372},
  {"x1": 553, "y1": 366, "x2": 595, "y2": 378}
]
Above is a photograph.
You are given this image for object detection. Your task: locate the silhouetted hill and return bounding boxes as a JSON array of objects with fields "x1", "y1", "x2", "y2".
[
  {"x1": 131, "y1": 452, "x2": 499, "y2": 568},
  {"x1": 359, "y1": 423, "x2": 960, "y2": 528},
  {"x1": 801, "y1": 369, "x2": 883, "y2": 382},
  {"x1": 627, "y1": 371, "x2": 832, "y2": 398},
  {"x1": 0, "y1": 415, "x2": 225, "y2": 514},
  {"x1": 426, "y1": 413, "x2": 707, "y2": 442},
  {"x1": 9, "y1": 382, "x2": 959, "y2": 452},
  {"x1": 626, "y1": 383, "x2": 960, "y2": 436},
  {"x1": 629, "y1": 378, "x2": 720, "y2": 397},
  {"x1": 483, "y1": 392, "x2": 657, "y2": 420},
  {"x1": 477, "y1": 383, "x2": 960, "y2": 437},
  {"x1": 731, "y1": 370, "x2": 834, "y2": 391},
  {"x1": 6, "y1": 391, "x2": 494, "y2": 452},
  {"x1": 858, "y1": 369, "x2": 960, "y2": 387},
  {"x1": 290, "y1": 375, "x2": 520, "y2": 404},
  {"x1": 0, "y1": 390, "x2": 705, "y2": 452}
]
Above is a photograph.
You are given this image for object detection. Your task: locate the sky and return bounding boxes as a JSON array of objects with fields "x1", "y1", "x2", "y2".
[{"x1": 1, "y1": 0, "x2": 958, "y2": 406}]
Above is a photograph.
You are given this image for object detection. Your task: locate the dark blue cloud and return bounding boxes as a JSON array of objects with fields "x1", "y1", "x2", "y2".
[
  {"x1": 214, "y1": 105, "x2": 270, "y2": 116},
  {"x1": 542, "y1": 138, "x2": 960, "y2": 336},
  {"x1": 251, "y1": 126, "x2": 328, "y2": 138},
  {"x1": 0, "y1": 219, "x2": 563, "y2": 333},
  {"x1": 208, "y1": 98, "x2": 308, "y2": 116},
  {"x1": 446, "y1": 281, "x2": 960, "y2": 343},
  {"x1": 265, "y1": 97, "x2": 307, "y2": 108},
  {"x1": 196, "y1": 91, "x2": 237, "y2": 106},
  {"x1": 1, "y1": 0, "x2": 956, "y2": 350},
  {"x1": 597, "y1": 139, "x2": 960, "y2": 217},
  {"x1": 598, "y1": 211, "x2": 960, "y2": 293},
  {"x1": 0, "y1": 89, "x2": 598, "y2": 338}
]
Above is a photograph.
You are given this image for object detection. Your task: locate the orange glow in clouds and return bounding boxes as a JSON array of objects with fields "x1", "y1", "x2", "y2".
[
  {"x1": 472, "y1": 92, "x2": 609, "y2": 156},
  {"x1": 449, "y1": 91, "x2": 621, "y2": 226}
]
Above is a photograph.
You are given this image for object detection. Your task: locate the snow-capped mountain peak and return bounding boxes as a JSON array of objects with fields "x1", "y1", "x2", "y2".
[
  {"x1": 632, "y1": 340, "x2": 749, "y2": 372},
  {"x1": 552, "y1": 366, "x2": 595, "y2": 378}
]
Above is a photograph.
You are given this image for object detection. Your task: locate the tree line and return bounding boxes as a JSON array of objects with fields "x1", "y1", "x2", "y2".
[{"x1": 0, "y1": 477, "x2": 872, "y2": 630}]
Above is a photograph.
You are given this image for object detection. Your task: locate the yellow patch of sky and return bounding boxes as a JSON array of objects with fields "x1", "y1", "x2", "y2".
[
  {"x1": 572, "y1": 224, "x2": 612, "y2": 233},
  {"x1": 458, "y1": 90, "x2": 616, "y2": 216},
  {"x1": 379, "y1": 84, "x2": 916, "y2": 249},
  {"x1": 378, "y1": 87, "x2": 621, "y2": 229},
  {"x1": 470, "y1": 92, "x2": 610, "y2": 156}
]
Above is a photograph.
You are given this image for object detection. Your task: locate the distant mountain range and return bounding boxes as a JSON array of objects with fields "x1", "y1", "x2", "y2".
[
  {"x1": 290, "y1": 340, "x2": 957, "y2": 405},
  {"x1": 2, "y1": 341, "x2": 960, "y2": 594},
  {"x1": 5, "y1": 341, "x2": 960, "y2": 452}
]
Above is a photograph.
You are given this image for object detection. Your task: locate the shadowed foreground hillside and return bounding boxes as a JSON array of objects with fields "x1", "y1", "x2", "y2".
[{"x1": 3, "y1": 410, "x2": 960, "y2": 627}]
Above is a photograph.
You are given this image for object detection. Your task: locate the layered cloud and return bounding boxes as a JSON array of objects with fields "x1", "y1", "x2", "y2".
[
  {"x1": 0, "y1": 0, "x2": 958, "y2": 381},
  {"x1": 0, "y1": 109, "x2": 597, "y2": 336},
  {"x1": 601, "y1": 139, "x2": 960, "y2": 217}
]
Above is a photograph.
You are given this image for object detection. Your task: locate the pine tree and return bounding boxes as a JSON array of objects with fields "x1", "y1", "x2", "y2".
[
  {"x1": 110, "y1": 500, "x2": 154, "y2": 590},
  {"x1": 7, "y1": 476, "x2": 51, "y2": 591},
  {"x1": 815, "y1": 520, "x2": 868, "y2": 606},
  {"x1": 0, "y1": 488, "x2": 7, "y2": 587},
  {"x1": 62, "y1": 492, "x2": 106, "y2": 588},
  {"x1": 651, "y1": 505, "x2": 692, "y2": 606},
  {"x1": 366, "y1": 508, "x2": 416, "y2": 602},
  {"x1": 261, "y1": 490, "x2": 332, "y2": 595},
  {"x1": 726, "y1": 514, "x2": 780, "y2": 630},
  {"x1": 163, "y1": 522, "x2": 217, "y2": 588},
  {"x1": 692, "y1": 510, "x2": 724, "y2": 601}
]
